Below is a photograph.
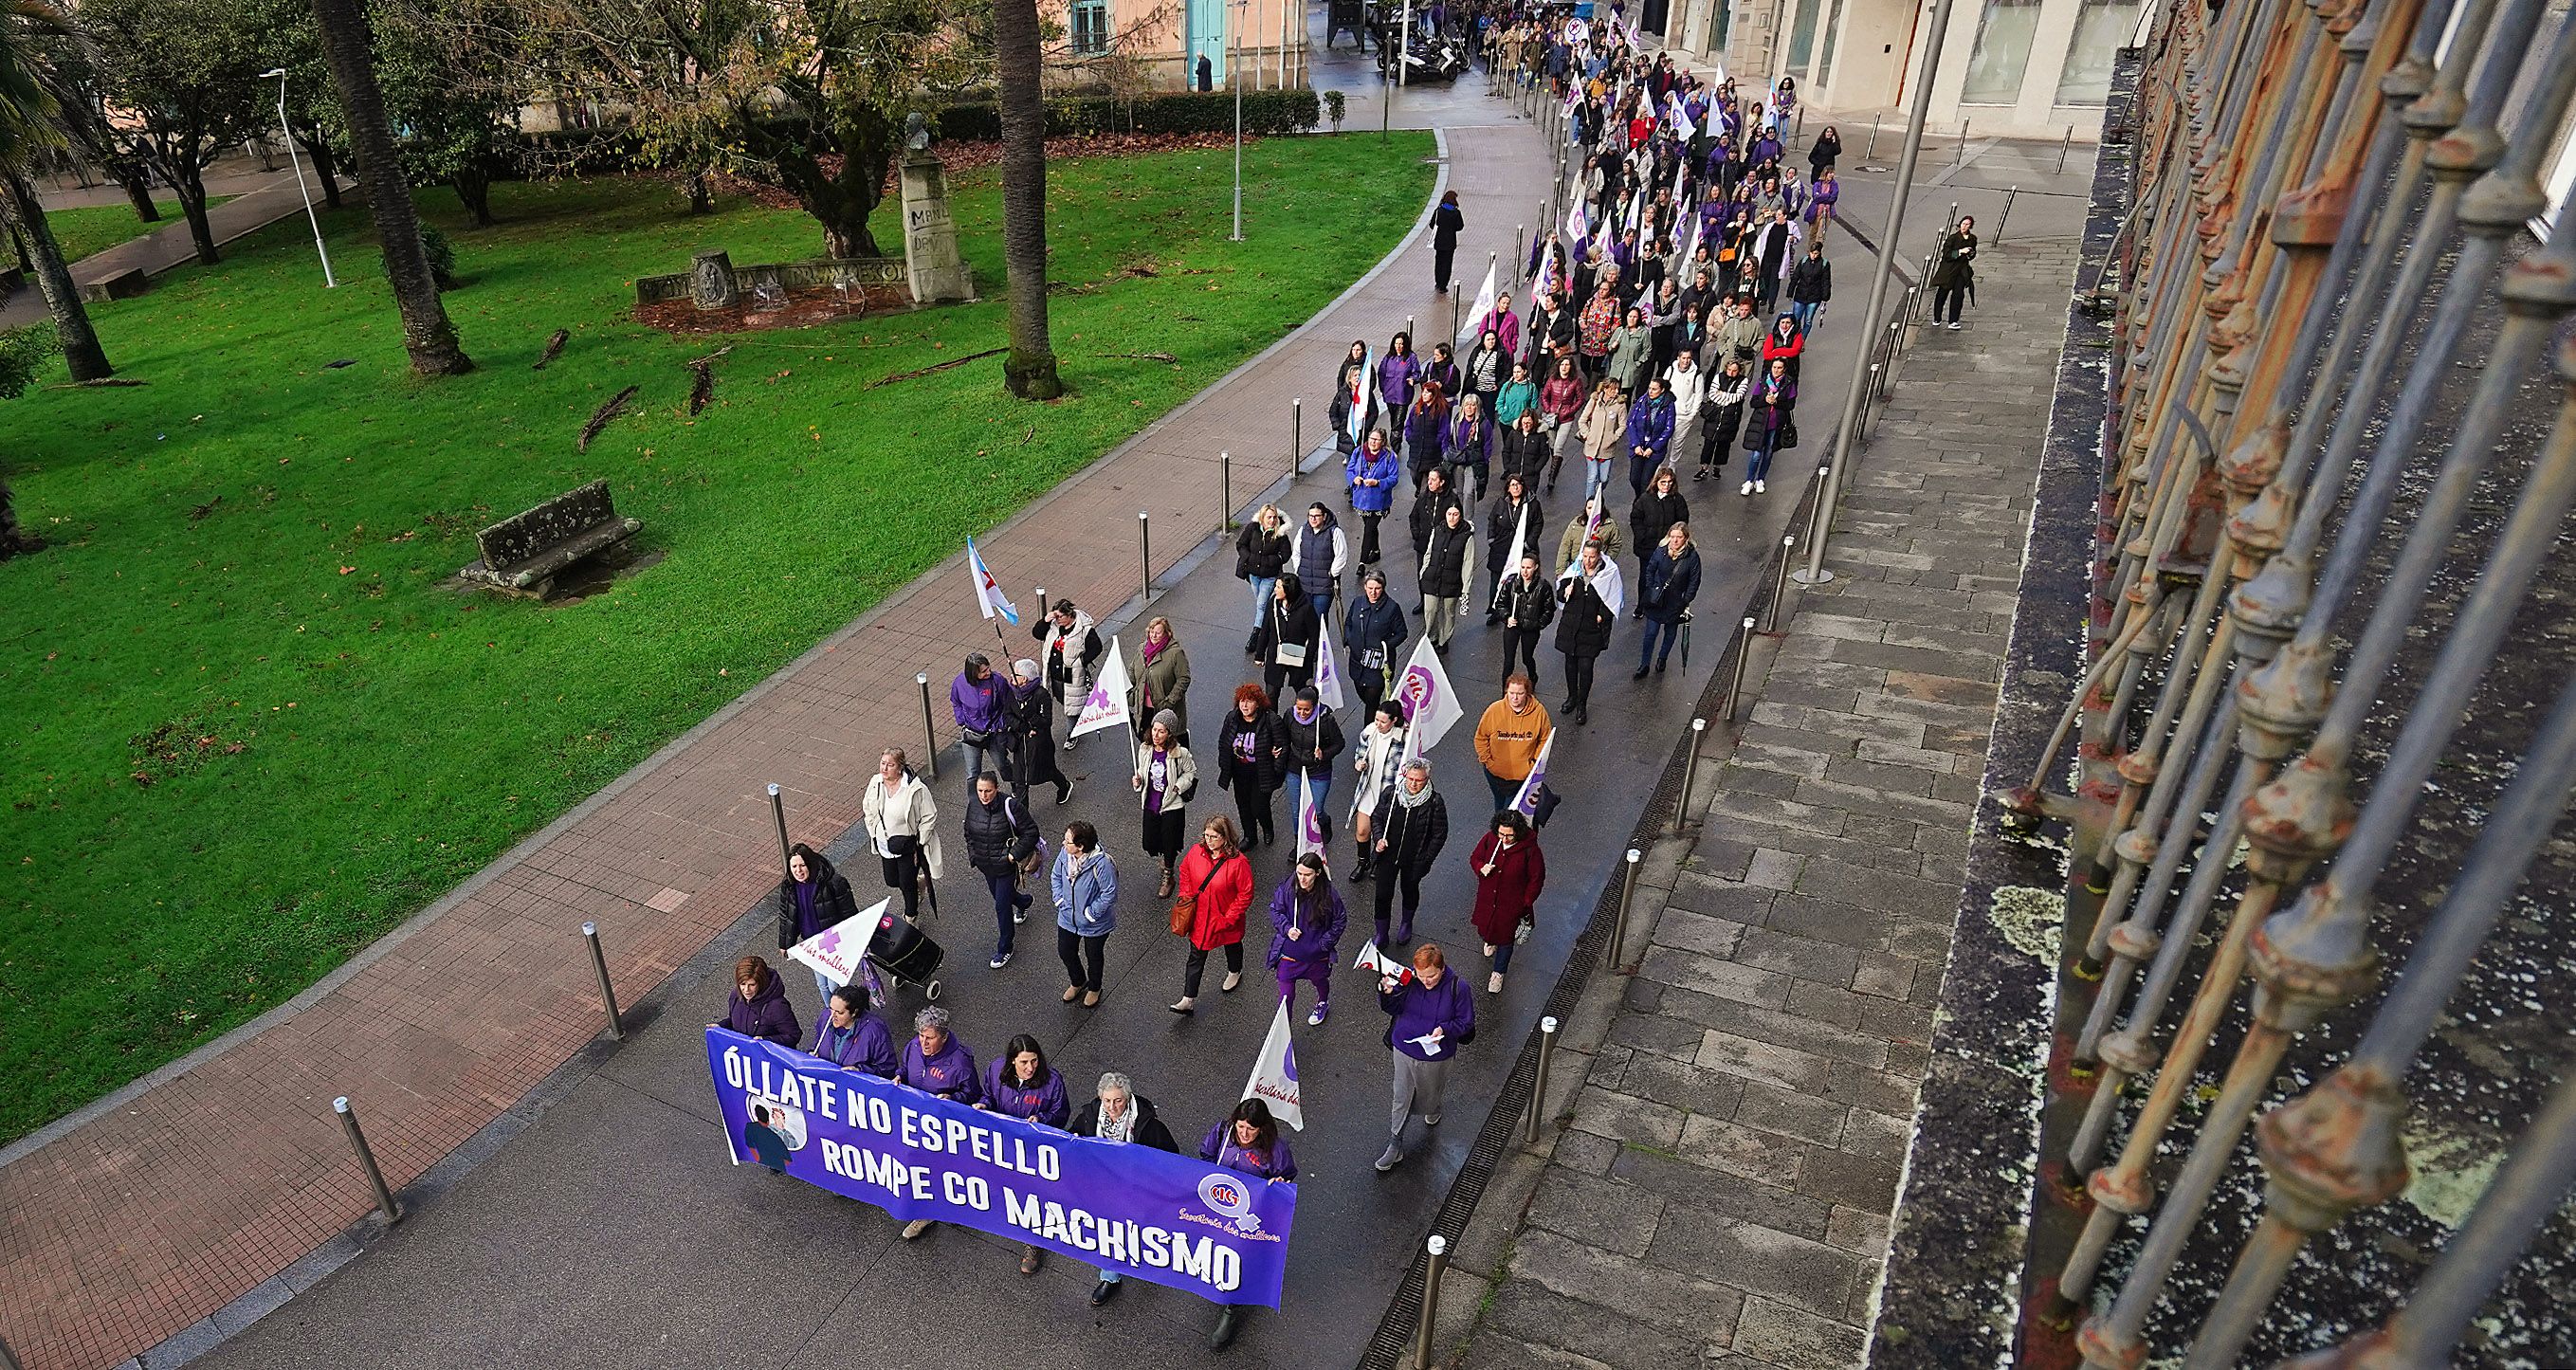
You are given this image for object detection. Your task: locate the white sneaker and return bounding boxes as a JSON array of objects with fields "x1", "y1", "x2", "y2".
[
  {"x1": 1740, "y1": 481, "x2": 1754, "y2": 496},
  {"x1": 1755, "y1": 480, "x2": 1767, "y2": 493}
]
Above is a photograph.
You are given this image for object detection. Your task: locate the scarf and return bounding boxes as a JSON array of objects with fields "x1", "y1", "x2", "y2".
[
  {"x1": 1396, "y1": 778, "x2": 1437, "y2": 811},
  {"x1": 1142, "y1": 634, "x2": 1171, "y2": 667},
  {"x1": 1096, "y1": 1099, "x2": 1138, "y2": 1144}
]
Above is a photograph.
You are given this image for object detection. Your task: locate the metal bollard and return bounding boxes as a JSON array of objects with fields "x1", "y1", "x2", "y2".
[
  {"x1": 766, "y1": 782, "x2": 791, "y2": 870},
  {"x1": 1956, "y1": 120, "x2": 1969, "y2": 167},
  {"x1": 1724, "y1": 615, "x2": 1756, "y2": 721},
  {"x1": 1515, "y1": 223, "x2": 1526, "y2": 278},
  {"x1": 0, "y1": 1330, "x2": 20, "y2": 1370},
  {"x1": 1291, "y1": 398, "x2": 1303, "y2": 484},
  {"x1": 582, "y1": 922, "x2": 624, "y2": 1040},
  {"x1": 1609, "y1": 848, "x2": 1642, "y2": 970},
  {"x1": 1864, "y1": 118, "x2": 1879, "y2": 161},
  {"x1": 1524, "y1": 1015, "x2": 1562, "y2": 1144},
  {"x1": 1221, "y1": 450, "x2": 1235, "y2": 530},
  {"x1": 1791, "y1": 465, "x2": 1836, "y2": 585},
  {"x1": 1406, "y1": 314, "x2": 1416, "y2": 346},
  {"x1": 1672, "y1": 718, "x2": 1708, "y2": 834},
  {"x1": 2056, "y1": 124, "x2": 2074, "y2": 174},
  {"x1": 1946, "y1": 201, "x2": 1960, "y2": 232},
  {"x1": 917, "y1": 672, "x2": 940, "y2": 778},
  {"x1": 1413, "y1": 1234, "x2": 1451, "y2": 1369},
  {"x1": 334, "y1": 1096, "x2": 403, "y2": 1224},
  {"x1": 1995, "y1": 186, "x2": 2019, "y2": 246},
  {"x1": 1138, "y1": 511, "x2": 1152, "y2": 606},
  {"x1": 1762, "y1": 535, "x2": 1794, "y2": 633}
]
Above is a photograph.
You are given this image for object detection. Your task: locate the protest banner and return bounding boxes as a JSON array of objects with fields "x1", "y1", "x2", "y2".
[{"x1": 708, "y1": 1029, "x2": 1298, "y2": 1305}]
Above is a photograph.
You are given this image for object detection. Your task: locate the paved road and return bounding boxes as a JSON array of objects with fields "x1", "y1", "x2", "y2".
[
  {"x1": 191, "y1": 77, "x2": 1862, "y2": 1370},
  {"x1": 0, "y1": 171, "x2": 349, "y2": 329}
]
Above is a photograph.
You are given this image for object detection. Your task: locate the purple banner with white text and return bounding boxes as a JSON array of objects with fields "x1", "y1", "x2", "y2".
[{"x1": 706, "y1": 1030, "x2": 1297, "y2": 1306}]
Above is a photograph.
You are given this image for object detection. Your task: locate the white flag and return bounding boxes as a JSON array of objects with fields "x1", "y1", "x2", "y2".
[
  {"x1": 1457, "y1": 261, "x2": 1498, "y2": 346},
  {"x1": 1353, "y1": 938, "x2": 1411, "y2": 976},
  {"x1": 1313, "y1": 630, "x2": 1348, "y2": 711},
  {"x1": 1295, "y1": 779, "x2": 1326, "y2": 861},
  {"x1": 965, "y1": 537, "x2": 1019, "y2": 626},
  {"x1": 1391, "y1": 637, "x2": 1465, "y2": 752},
  {"x1": 1242, "y1": 999, "x2": 1305, "y2": 1130},
  {"x1": 1510, "y1": 728, "x2": 1556, "y2": 821},
  {"x1": 1071, "y1": 640, "x2": 1134, "y2": 738},
  {"x1": 1490, "y1": 501, "x2": 1532, "y2": 612},
  {"x1": 1565, "y1": 198, "x2": 1589, "y2": 252},
  {"x1": 785, "y1": 897, "x2": 891, "y2": 988},
  {"x1": 1560, "y1": 554, "x2": 1628, "y2": 617}
]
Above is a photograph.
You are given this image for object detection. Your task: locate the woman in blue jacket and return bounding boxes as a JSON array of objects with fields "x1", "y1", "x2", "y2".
[
  {"x1": 1344, "y1": 428, "x2": 1401, "y2": 573},
  {"x1": 1634, "y1": 522, "x2": 1704, "y2": 678},
  {"x1": 1051, "y1": 819, "x2": 1119, "y2": 1008}
]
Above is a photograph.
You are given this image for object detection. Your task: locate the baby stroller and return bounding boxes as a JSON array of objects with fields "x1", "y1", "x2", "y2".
[{"x1": 858, "y1": 903, "x2": 945, "y2": 1003}]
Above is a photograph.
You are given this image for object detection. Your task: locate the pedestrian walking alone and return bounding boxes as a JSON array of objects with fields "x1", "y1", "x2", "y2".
[
  {"x1": 1430, "y1": 190, "x2": 1466, "y2": 293},
  {"x1": 1932, "y1": 215, "x2": 1977, "y2": 328}
]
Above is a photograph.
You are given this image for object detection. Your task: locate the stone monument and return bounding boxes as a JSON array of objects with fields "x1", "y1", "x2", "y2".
[
  {"x1": 899, "y1": 115, "x2": 974, "y2": 304},
  {"x1": 688, "y1": 250, "x2": 740, "y2": 310}
]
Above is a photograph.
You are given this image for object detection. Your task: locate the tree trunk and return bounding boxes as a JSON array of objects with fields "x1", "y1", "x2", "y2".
[
  {"x1": 996, "y1": 0, "x2": 1063, "y2": 399},
  {"x1": 685, "y1": 170, "x2": 713, "y2": 215},
  {"x1": 114, "y1": 166, "x2": 160, "y2": 222},
  {"x1": 174, "y1": 175, "x2": 219, "y2": 265},
  {"x1": 452, "y1": 169, "x2": 494, "y2": 227},
  {"x1": 2, "y1": 171, "x2": 113, "y2": 382},
  {"x1": 300, "y1": 132, "x2": 345, "y2": 209},
  {"x1": 309, "y1": 0, "x2": 473, "y2": 376}
]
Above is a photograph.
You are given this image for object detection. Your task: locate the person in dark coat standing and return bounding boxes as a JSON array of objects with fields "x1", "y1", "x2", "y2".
[
  {"x1": 1485, "y1": 472, "x2": 1543, "y2": 618},
  {"x1": 1555, "y1": 543, "x2": 1618, "y2": 724},
  {"x1": 1234, "y1": 505, "x2": 1291, "y2": 655},
  {"x1": 1285, "y1": 501, "x2": 1348, "y2": 623},
  {"x1": 1495, "y1": 552, "x2": 1557, "y2": 686},
  {"x1": 1785, "y1": 242, "x2": 1831, "y2": 336},
  {"x1": 810, "y1": 981, "x2": 898, "y2": 1077},
  {"x1": 1368, "y1": 758, "x2": 1450, "y2": 948},
  {"x1": 717, "y1": 955, "x2": 802, "y2": 1049},
  {"x1": 1003, "y1": 659, "x2": 1073, "y2": 805},
  {"x1": 776, "y1": 843, "x2": 861, "y2": 1007},
  {"x1": 961, "y1": 774, "x2": 1040, "y2": 968},
  {"x1": 1375, "y1": 942, "x2": 1474, "y2": 1172},
  {"x1": 1070, "y1": 1070, "x2": 1180, "y2": 1306},
  {"x1": 1634, "y1": 522, "x2": 1704, "y2": 677},
  {"x1": 1629, "y1": 466, "x2": 1690, "y2": 584},
  {"x1": 1430, "y1": 190, "x2": 1467, "y2": 293},
  {"x1": 1254, "y1": 575, "x2": 1323, "y2": 703},
  {"x1": 1408, "y1": 466, "x2": 1463, "y2": 568},
  {"x1": 1468, "y1": 811, "x2": 1546, "y2": 994},
  {"x1": 1280, "y1": 685, "x2": 1345, "y2": 840},
  {"x1": 1931, "y1": 215, "x2": 1977, "y2": 327},
  {"x1": 1268, "y1": 853, "x2": 1349, "y2": 1024},
  {"x1": 1343, "y1": 572, "x2": 1410, "y2": 710},
  {"x1": 1215, "y1": 685, "x2": 1290, "y2": 849},
  {"x1": 1417, "y1": 501, "x2": 1479, "y2": 650}
]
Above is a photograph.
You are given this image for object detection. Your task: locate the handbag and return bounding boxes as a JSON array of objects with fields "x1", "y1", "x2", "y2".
[
  {"x1": 1778, "y1": 420, "x2": 1800, "y2": 450},
  {"x1": 1169, "y1": 858, "x2": 1224, "y2": 937},
  {"x1": 1274, "y1": 640, "x2": 1309, "y2": 668},
  {"x1": 959, "y1": 726, "x2": 991, "y2": 747}
]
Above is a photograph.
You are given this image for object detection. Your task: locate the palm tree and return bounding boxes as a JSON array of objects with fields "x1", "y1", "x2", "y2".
[
  {"x1": 0, "y1": 0, "x2": 113, "y2": 382},
  {"x1": 308, "y1": 0, "x2": 471, "y2": 376},
  {"x1": 993, "y1": 0, "x2": 1060, "y2": 399}
]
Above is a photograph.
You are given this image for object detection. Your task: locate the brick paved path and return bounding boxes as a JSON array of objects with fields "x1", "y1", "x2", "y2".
[
  {"x1": 1435, "y1": 237, "x2": 2081, "y2": 1369},
  {"x1": 0, "y1": 125, "x2": 1547, "y2": 1370}
]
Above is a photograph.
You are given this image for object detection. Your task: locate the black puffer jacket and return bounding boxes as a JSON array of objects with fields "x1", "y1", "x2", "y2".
[
  {"x1": 1370, "y1": 788, "x2": 1450, "y2": 872},
  {"x1": 1216, "y1": 707, "x2": 1290, "y2": 795},
  {"x1": 1235, "y1": 520, "x2": 1290, "y2": 580},
  {"x1": 776, "y1": 866, "x2": 861, "y2": 951},
  {"x1": 961, "y1": 790, "x2": 1040, "y2": 875}
]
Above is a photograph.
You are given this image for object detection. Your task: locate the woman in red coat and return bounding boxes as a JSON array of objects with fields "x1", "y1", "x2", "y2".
[
  {"x1": 1171, "y1": 813, "x2": 1257, "y2": 1015},
  {"x1": 1469, "y1": 811, "x2": 1547, "y2": 995}
]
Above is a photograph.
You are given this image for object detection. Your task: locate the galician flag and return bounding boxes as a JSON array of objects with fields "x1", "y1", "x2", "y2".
[
  {"x1": 1313, "y1": 630, "x2": 1348, "y2": 711},
  {"x1": 1344, "y1": 348, "x2": 1374, "y2": 444},
  {"x1": 964, "y1": 537, "x2": 1020, "y2": 626},
  {"x1": 1510, "y1": 728, "x2": 1556, "y2": 820},
  {"x1": 1392, "y1": 637, "x2": 1465, "y2": 752},
  {"x1": 1071, "y1": 639, "x2": 1134, "y2": 739},
  {"x1": 1242, "y1": 1000, "x2": 1305, "y2": 1130},
  {"x1": 785, "y1": 897, "x2": 891, "y2": 988},
  {"x1": 1457, "y1": 261, "x2": 1499, "y2": 346}
]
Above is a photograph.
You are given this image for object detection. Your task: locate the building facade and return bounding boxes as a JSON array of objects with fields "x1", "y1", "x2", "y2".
[{"x1": 1044, "y1": 0, "x2": 1310, "y2": 93}]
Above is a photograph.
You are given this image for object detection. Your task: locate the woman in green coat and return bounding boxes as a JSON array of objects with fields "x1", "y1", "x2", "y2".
[{"x1": 1604, "y1": 304, "x2": 1653, "y2": 400}]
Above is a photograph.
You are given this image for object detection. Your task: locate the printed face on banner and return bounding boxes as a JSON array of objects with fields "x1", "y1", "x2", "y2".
[{"x1": 708, "y1": 1030, "x2": 1296, "y2": 1306}]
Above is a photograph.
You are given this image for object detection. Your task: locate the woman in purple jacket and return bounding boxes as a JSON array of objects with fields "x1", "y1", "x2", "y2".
[
  {"x1": 897, "y1": 1005, "x2": 981, "y2": 1240},
  {"x1": 981, "y1": 1033, "x2": 1071, "y2": 1273},
  {"x1": 1198, "y1": 1098, "x2": 1297, "y2": 1350},
  {"x1": 1374, "y1": 942, "x2": 1475, "y2": 1172},
  {"x1": 1267, "y1": 854, "x2": 1349, "y2": 1025},
  {"x1": 716, "y1": 955, "x2": 801, "y2": 1049},
  {"x1": 1377, "y1": 331, "x2": 1420, "y2": 456},
  {"x1": 809, "y1": 982, "x2": 897, "y2": 1078}
]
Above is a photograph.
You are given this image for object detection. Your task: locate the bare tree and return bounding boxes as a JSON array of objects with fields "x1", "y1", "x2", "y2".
[{"x1": 995, "y1": 0, "x2": 1059, "y2": 399}]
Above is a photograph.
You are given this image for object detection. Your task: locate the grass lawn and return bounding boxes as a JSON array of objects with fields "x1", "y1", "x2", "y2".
[
  {"x1": 43, "y1": 196, "x2": 239, "y2": 264},
  {"x1": 0, "y1": 133, "x2": 1435, "y2": 1142}
]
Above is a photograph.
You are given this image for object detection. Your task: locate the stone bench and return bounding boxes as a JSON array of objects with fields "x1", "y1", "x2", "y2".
[
  {"x1": 457, "y1": 480, "x2": 643, "y2": 599},
  {"x1": 77, "y1": 268, "x2": 149, "y2": 302}
]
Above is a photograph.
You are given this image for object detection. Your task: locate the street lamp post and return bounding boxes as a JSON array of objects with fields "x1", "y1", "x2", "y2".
[
  {"x1": 1231, "y1": 0, "x2": 1246, "y2": 241},
  {"x1": 262, "y1": 68, "x2": 336, "y2": 288}
]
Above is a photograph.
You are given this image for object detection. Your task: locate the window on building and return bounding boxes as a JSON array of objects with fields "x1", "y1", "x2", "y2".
[
  {"x1": 1814, "y1": 0, "x2": 1848, "y2": 88},
  {"x1": 1706, "y1": 0, "x2": 1732, "y2": 59},
  {"x1": 2055, "y1": 0, "x2": 2140, "y2": 105},
  {"x1": 1961, "y1": 0, "x2": 2043, "y2": 105},
  {"x1": 1785, "y1": 0, "x2": 1822, "y2": 72},
  {"x1": 1071, "y1": 0, "x2": 1109, "y2": 54}
]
